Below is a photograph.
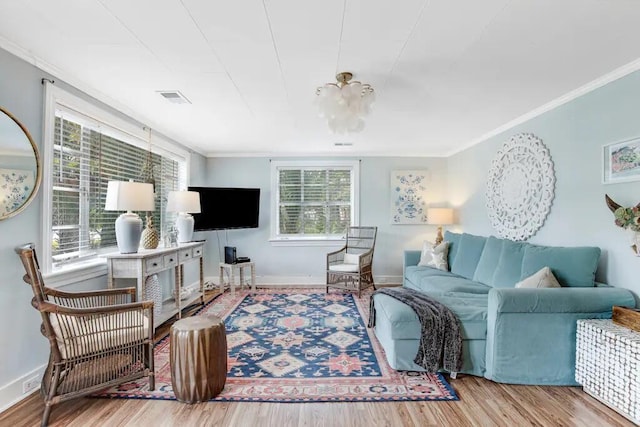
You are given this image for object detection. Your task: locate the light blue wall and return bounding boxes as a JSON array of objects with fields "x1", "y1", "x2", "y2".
[
  {"x1": 448, "y1": 71, "x2": 640, "y2": 300},
  {"x1": 0, "y1": 47, "x2": 207, "y2": 407},
  {"x1": 196, "y1": 157, "x2": 449, "y2": 281}
]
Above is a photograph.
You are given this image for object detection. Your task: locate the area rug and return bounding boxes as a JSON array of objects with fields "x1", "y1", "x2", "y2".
[{"x1": 94, "y1": 289, "x2": 458, "y2": 402}]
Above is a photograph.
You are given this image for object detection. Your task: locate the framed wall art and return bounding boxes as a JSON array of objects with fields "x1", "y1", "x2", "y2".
[
  {"x1": 0, "y1": 168, "x2": 35, "y2": 216},
  {"x1": 603, "y1": 137, "x2": 640, "y2": 184},
  {"x1": 390, "y1": 170, "x2": 428, "y2": 225}
]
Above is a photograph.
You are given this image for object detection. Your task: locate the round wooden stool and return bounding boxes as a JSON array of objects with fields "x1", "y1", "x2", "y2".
[{"x1": 170, "y1": 316, "x2": 227, "y2": 403}]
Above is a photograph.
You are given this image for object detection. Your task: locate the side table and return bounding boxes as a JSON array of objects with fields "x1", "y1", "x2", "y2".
[
  {"x1": 576, "y1": 319, "x2": 640, "y2": 424},
  {"x1": 170, "y1": 316, "x2": 227, "y2": 403},
  {"x1": 219, "y1": 262, "x2": 256, "y2": 296}
]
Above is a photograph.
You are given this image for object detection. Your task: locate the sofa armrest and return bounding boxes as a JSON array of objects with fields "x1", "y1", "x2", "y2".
[
  {"x1": 404, "y1": 250, "x2": 421, "y2": 269},
  {"x1": 403, "y1": 251, "x2": 421, "y2": 287},
  {"x1": 489, "y1": 287, "x2": 636, "y2": 314},
  {"x1": 485, "y1": 287, "x2": 635, "y2": 386}
]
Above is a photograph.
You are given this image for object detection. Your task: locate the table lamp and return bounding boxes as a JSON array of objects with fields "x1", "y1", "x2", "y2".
[
  {"x1": 167, "y1": 191, "x2": 201, "y2": 243},
  {"x1": 427, "y1": 208, "x2": 454, "y2": 246},
  {"x1": 105, "y1": 181, "x2": 155, "y2": 253}
]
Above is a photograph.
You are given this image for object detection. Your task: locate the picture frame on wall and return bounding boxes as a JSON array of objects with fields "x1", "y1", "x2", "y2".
[
  {"x1": 390, "y1": 170, "x2": 429, "y2": 224},
  {"x1": 603, "y1": 137, "x2": 640, "y2": 184}
]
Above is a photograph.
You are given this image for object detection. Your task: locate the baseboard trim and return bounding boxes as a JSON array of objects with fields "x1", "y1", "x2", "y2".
[
  {"x1": 201, "y1": 275, "x2": 402, "y2": 287},
  {"x1": 0, "y1": 364, "x2": 46, "y2": 415}
]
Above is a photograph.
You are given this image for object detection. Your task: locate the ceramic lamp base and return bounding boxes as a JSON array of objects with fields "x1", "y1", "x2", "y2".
[
  {"x1": 176, "y1": 213, "x2": 195, "y2": 243},
  {"x1": 115, "y1": 212, "x2": 143, "y2": 253}
]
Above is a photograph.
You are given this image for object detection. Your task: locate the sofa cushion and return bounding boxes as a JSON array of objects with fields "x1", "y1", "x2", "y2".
[
  {"x1": 50, "y1": 312, "x2": 149, "y2": 359},
  {"x1": 405, "y1": 274, "x2": 491, "y2": 295},
  {"x1": 473, "y1": 236, "x2": 503, "y2": 286},
  {"x1": 373, "y1": 292, "x2": 488, "y2": 340},
  {"x1": 521, "y1": 245, "x2": 600, "y2": 287},
  {"x1": 450, "y1": 233, "x2": 487, "y2": 280},
  {"x1": 444, "y1": 231, "x2": 462, "y2": 267},
  {"x1": 405, "y1": 265, "x2": 463, "y2": 284},
  {"x1": 492, "y1": 239, "x2": 527, "y2": 287}
]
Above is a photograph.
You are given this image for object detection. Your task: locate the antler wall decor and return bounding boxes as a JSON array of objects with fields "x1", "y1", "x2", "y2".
[{"x1": 605, "y1": 194, "x2": 640, "y2": 255}]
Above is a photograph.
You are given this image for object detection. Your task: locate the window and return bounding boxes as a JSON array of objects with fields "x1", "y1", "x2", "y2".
[
  {"x1": 43, "y1": 84, "x2": 188, "y2": 279},
  {"x1": 270, "y1": 160, "x2": 359, "y2": 243}
]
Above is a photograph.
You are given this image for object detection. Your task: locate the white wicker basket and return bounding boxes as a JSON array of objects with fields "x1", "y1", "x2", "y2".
[
  {"x1": 576, "y1": 319, "x2": 640, "y2": 424},
  {"x1": 144, "y1": 274, "x2": 163, "y2": 319}
]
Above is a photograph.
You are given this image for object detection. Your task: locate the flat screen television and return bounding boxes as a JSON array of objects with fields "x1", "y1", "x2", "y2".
[{"x1": 189, "y1": 187, "x2": 260, "y2": 231}]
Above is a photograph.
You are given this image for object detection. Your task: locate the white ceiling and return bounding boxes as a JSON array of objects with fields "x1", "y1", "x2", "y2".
[{"x1": 1, "y1": 0, "x2": 640, "y2": 157}]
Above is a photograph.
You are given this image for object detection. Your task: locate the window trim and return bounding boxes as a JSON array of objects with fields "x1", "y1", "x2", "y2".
[
  {"x1": 270, "y1": 159, "x2": 359, "y2": 245},
  {"x1": 42, "y1": 83, "x2": 190, "y2": 281}
]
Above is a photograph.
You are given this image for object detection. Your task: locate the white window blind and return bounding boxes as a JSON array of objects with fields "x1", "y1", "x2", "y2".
[
  {"x1": 51, "y1": 110, "x2": 179, "y2": 267},
  {"x1": 272, "y1": 161, "x2": 359, "y2": 241}
]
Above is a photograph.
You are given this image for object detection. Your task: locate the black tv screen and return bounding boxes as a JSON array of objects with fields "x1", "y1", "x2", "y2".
[{"x1": 189, "y1": 187, "x2": 260, "y2": 231}]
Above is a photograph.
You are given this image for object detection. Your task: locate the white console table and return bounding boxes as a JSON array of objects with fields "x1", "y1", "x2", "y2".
[
  {"x1": 576, "y1": 319, "x2": 640, "y2": 425},
  {"x1": 105, "y1": 242, "x2": 204, "y2": 328}
]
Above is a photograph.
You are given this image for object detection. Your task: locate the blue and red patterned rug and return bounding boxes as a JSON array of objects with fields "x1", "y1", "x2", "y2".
[{"x1": 95, "y1": 288, "x2": 458, "y2": 402}]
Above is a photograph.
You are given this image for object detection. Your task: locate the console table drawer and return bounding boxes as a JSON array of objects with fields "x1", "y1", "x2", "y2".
[
  {"x1": 145, "y1": 255, "x2": 164, "y2": 274},
  {"x1": 193, "y1": 245, "x2": 203, "y2": 258},
  {"x1": 163, "y1": 253, "x2": 178, "y2": 269},
  {"x1": 179, "y1": 248, "x2": 193, "y2": 262}
]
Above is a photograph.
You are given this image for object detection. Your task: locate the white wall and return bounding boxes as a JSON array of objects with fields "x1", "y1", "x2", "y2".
[
  {"x1": 448, "y1": 70, "x2": 640, "y2": 300},
  {"x1": 195, "y1": 157, "x2": 449, "y2": 284}
]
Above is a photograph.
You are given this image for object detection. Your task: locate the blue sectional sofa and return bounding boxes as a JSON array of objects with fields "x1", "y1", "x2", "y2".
[{"x1": 372, "y1": 231, "x2": 636, "y2": 385}]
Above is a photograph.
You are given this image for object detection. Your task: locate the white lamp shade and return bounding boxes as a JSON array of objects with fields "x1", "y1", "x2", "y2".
[
  {"x1": 105, "y1": 181, "x2": 155, "y2": 212},
  {"x1": 167, "y1": 191, "x2": 201, "y2": 213},
  {"x1": 428, "y1": 208, "x2": 454, "y2": 225}
]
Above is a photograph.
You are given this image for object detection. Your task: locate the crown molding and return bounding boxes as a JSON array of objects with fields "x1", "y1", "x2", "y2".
[
  {"x1": 447, "y1": 57, "x2": 640, "y2": 157},
  {"x1": 3, "y1": 33, "x2": 638, "y2": 160},
  {"x1": 205, "y1": 150, "x2": 448, "y2": 158}
]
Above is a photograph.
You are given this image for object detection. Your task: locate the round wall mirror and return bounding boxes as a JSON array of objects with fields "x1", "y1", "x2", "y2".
[{"x1": 0, "y1": 106, "x2": 41, "y2": 220}]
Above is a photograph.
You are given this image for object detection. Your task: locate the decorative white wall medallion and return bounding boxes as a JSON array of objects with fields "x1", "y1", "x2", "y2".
[
  {"x1": 391, "y1": 170, "x2": 429, "y2": 224},
  {"x1": 486, "y1": 133, "x2": 555, "y2": 241}
]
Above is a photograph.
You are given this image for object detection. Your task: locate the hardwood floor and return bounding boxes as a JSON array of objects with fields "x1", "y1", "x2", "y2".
[
  {"x1": 0, "y1": 291, "x2": 633, "y2": 427},
  {"x1": 1, "y1": 376, "x2": 633, "y2": 427}
]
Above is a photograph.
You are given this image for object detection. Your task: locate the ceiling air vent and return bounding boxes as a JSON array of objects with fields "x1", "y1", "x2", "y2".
[{"x1": 157, "y1": 90, "x2": 191, "y2": 104}]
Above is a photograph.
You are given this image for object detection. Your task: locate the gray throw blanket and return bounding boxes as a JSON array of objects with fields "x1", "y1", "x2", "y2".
[{"x1": 368, "y1": 287, "x2": 463, "y2": 373}]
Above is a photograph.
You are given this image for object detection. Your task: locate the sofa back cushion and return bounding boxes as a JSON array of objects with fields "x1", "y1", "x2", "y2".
[
  {"x1": 472, "y1": 236, "x2": 503, "y2": 285},
  {"x1": 491, "y1": 239, "x2": 528, "y2": 287},
  {"x1": 521, "y1": 244, "x2": 600, "y2": 287},
  {"x1": 450, "y1": 233, "x2": 487, "y2": 280},
  {"x1": 444, "y1": 230, "x2": 462, "y2": 267}
]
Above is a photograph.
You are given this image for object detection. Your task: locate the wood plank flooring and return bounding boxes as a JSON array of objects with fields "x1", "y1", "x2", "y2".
[
  {"x1": 0, "y1": 291, "x2": 634, "y2": 427},
  {"x1": 1, "y1": 377, "x2": 632, "y2": 427}
]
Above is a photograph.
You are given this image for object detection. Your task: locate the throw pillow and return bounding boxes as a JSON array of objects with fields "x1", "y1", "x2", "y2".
[
  {"x1": 418, "y1": 241, "x2": 450, "y2": 271},
  {"x1": 418, "y1": 241, "x2": 434, "y2": 266},
  {"x1": 343, "y1": 253, "x2": 361, "y2": 265},
  {"x1": 515, "y1": 266, "x2": 561, "y2": 289}
]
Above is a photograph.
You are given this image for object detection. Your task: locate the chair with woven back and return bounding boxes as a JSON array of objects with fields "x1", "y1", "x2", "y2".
[
  {"x1": 326, "y1": 226, "x2": 378, "y2": 298},
  {"x1": 15, "y1": 243, "x2": 155, "y2": 427}
]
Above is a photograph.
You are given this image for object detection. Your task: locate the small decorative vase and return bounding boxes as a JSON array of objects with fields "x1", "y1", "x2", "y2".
[{"x1": 141, "y1": 215, "x2": 159, "y2": 249}]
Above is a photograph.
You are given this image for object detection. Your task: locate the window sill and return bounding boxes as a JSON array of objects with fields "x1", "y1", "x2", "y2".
[
  {"x1": 43, "y1": 258, "x2": 108, "y2": 288},
  {"x1": 269, "y1": 238, "x2": 346, "y2": 247}
]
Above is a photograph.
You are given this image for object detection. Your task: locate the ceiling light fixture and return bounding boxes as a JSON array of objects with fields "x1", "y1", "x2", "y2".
[{"x1": 315, "y1": 72, "x2": 375, "y2": 134}]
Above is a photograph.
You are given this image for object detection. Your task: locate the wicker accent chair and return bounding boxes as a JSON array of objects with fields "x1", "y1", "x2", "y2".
[
  {"x1": 326, "y1": 226, "x2": 377, "y2": 297},
  {"x1": 15, "y1": 244, "x2": 155, "y2": 427}
]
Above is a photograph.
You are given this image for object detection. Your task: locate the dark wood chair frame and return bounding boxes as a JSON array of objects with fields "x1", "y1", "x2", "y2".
[
  {"x1": 15, "y1": 244, "x2": 155, "y2": 426},
  {"x1": 326, "y1": 226, "x2": 378, "y2": 298}
]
